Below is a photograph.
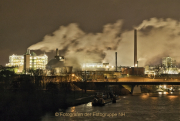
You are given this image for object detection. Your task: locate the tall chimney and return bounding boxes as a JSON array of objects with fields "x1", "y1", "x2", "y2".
[
  {"x1": 115, "y1": 52, "x2": 117, "y2": 71},
  {"x1": 56, "y1": 48, "x2": 59, "y2": 56},
  {"x1": 134, "y1": 29, "x2": 137, "y2": 67},
  {"x1": 27, "y1": 49, "x2": 30, "y2": 55}
]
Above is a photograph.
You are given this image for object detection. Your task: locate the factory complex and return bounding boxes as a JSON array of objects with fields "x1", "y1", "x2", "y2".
[
  {"x1": 145, "y1": 57, "x2": 179, "y2": 75},
  {"x1": 4, "y1": 30, "x2": 180, "y2": 79},
  {"x1": 6, "y1": 50, "x2": 48, "y2": 73}
]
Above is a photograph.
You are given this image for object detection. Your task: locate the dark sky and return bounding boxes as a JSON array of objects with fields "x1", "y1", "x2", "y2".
[{"x1": 1, "y1": 0, "x2": 180, "y2": 65}]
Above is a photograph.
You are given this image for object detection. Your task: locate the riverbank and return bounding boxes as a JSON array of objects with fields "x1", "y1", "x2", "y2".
[
  {"x1": 0, "y1": 81, "x2": 131, "y2": 121},
  {"x1": 0, "y1": 89, "x2": 95, "y2": 121}
]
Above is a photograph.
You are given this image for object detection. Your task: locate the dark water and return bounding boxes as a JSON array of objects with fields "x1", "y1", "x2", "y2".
[{"x1": 41, "y1": 92, "x2": 180, "y2": 121}]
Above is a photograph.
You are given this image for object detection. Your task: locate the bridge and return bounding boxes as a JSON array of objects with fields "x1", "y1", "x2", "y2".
[
  {"x1": 74, "y1": 81, "x2": 180, "y2": 85},
  {"x1": 26, "y1": 75, "x2": 180, "y2": 94},
  {"x1": 73, "y1": 76, "x2": 180, "y2": 95}
]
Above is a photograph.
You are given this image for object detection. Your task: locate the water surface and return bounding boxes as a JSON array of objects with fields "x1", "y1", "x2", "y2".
[{"x1": 41, "y1": 92, "x2": 180, "y2": 121}]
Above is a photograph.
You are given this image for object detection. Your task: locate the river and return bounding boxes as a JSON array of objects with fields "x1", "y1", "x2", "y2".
[{"x1": 41, "y1": 92, "x2": 180, "y2": 121}]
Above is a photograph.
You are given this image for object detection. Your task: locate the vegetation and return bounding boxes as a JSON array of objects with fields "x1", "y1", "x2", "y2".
[
  {"x1": 0, "y1": 68, "x2": 129, "y2": 121},
  {"x1": 0, "y1": 70, "x2": 96, "y2": 121}
]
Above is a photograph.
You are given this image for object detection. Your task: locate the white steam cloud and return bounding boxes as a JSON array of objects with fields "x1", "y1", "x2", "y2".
[
  {"x1": 29, "y1": 18, "x2": 180, "y2": 67},
  {"x1": 29, "y1": 20, "x2": 123, "y2": 67}
]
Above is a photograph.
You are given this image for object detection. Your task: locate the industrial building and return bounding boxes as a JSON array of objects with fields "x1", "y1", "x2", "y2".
[
  {"x1": 81, "y1": 62, "x2": 112, "y2": 71},
  {"x1": 6, "y1": 55, "x2": 24, "y2": 67},
  {"x1": 145, "y1": 57, "x2": 179, "y2": 75},
  {"x1": 46, "y1": 48, "x2": 72, "y2": 76},
  {"x1": 4, "y1": 29, "x2": 146, "y2": 77},
  {"x1": 121, "y1": 66, "x2": 145, "y2": 75},
  {"x1": 6, "y1": 49, "x2": 48, "y2": 73},
  {"x1": 162, "y1": 57, "x2": 176, "y2": 68}
]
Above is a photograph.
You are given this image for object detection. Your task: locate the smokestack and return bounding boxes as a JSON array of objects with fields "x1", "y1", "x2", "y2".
[
  {"x1": 56, "y1": 48, "x2": 59, "y2": 56},
  {"x1": 134, "y1": 29, "x2": 137, "y2": 67},
  {"x1": 24, "y1": 50, "x2": 30, "y2": 74},
  {"x1": 27, "y1": 49, "x2": 30, "y2": 55},
  {"x1": 115, "y1": 52, "x2": 117, "y2": 71}
]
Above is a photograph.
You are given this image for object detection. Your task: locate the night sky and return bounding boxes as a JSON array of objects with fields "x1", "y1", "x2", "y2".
[{"x1": 1, "y1": 0, "x2": 180, "y2": 66}]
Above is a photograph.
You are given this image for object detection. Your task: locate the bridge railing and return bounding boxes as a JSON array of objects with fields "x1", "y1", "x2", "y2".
[{"x1": 88, "y1": 78, "x2": 180, "y2": 82}]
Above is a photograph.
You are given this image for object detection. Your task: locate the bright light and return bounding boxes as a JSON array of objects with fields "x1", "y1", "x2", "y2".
[
  {"x1": 72, "y1": 74, "x2": 75, "y2": 76},
  {"x1": 111, "y1": 66, "x2": 114, "y2": 68},
  {"x1": 164, "y1": 85, "x2": 166, "y2": 88},
  {"x1": 163, "y1": 92, "x2": 167, "y2": 94},
  {"x1": 158, "y1": 92, "x2": 162, "y2": 94}
]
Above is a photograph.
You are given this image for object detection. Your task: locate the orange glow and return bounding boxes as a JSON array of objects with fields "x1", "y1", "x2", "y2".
[
  {"x1": 141, "y1": 94, "x2": 149, "y2": 99},
  {"x1": 168, "y1": 96, "x2": 178, "y2": 100},
  {"x1": 71, "y1": 107, "x2": 75, "y2": 112},
  {"x1": 151, "y1": 97, "x2": 157, "y2": 100}
]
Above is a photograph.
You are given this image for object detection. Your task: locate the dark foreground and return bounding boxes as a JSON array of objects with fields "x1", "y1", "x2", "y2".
[{"x1": 41, "y1": 92, "x2": 180, "y2": 121}]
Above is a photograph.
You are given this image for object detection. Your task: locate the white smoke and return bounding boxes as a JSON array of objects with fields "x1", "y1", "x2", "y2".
[
  {"x1": 29, "y1": 20, "x2": 123, "y2": 67},
  {"x1": 106, "y1": 18, "x2": 180, "y2": 67},
  {"x1": 29, "y1": 18, "x2": 180, "y2": 67}
]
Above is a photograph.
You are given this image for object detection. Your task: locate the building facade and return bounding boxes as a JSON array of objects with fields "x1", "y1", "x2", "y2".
[
  {"x1": 162, "y1": 57, "x2": 176, "y2": 68},
  {"x1": 81, "y1": 63, "x2": 111, "y2": 71},
  {"x1": 145, "y1": 57, "x2": 178, "y2": 75},
  {"x1": 6, "y1": 52, "x2": 48, "y2": 73}
]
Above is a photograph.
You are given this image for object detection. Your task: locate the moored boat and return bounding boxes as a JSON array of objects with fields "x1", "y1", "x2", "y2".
[{"x1": 92, "y1": 92, "x2": 117, "y2": 106}]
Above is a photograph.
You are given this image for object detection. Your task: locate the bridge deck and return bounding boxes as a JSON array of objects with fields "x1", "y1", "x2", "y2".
[
  {"x1": 82, "y1": 82, "x2": 180, "y2": 85},
  {"x1": 74, "y1": 77, "x2": 180, "y2": 85}
]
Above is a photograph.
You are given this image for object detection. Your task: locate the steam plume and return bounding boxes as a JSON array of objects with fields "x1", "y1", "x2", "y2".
[
  {"x1": 29, "y1": 18, "x2": 180, "y2": 67},
  {"x1": 106, "y1": 18, "x2": 180, "y2": 67},
  {"x1": 29, "y1": 20, "x2": 123, "y2": 67}
]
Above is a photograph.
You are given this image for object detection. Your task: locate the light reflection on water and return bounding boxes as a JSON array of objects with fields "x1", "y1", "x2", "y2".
[
  {"x1": 41, "y1": 92, "x2": 180, "y2": 121},
  {"x1": 71, "y1": 107, "x2": 75, "y2": 112}
]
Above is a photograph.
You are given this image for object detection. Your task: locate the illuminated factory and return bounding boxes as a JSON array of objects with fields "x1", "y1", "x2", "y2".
[
  {"x1": 81, "y1": 62, "x2": 113, "y2": 71},
  {"x1": 4, "y1": 29, "x2": 145, "y2": 76},
  {"x1": 6, "y1": 49, "x2": 48, "y2": 73},
  {"x1": 145, "y1": 57, "x2": 179, "y2": 75}
]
